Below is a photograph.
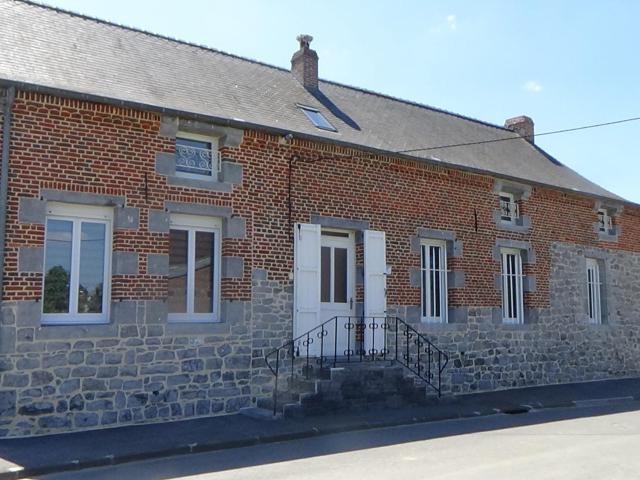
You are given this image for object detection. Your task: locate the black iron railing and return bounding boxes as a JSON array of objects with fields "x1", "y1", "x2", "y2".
[{"x1": 264, "y1": 316, "x2": 449, "y2": 416}]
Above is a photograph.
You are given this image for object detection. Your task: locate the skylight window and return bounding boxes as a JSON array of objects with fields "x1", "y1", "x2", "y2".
[{"x1": 298, "y1": 105, "x2": 337, "y2": 131}]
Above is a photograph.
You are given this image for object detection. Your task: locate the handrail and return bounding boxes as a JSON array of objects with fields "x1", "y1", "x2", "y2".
[{"x1": 264, "y1": 316, "x2": 449, "y2": 416}]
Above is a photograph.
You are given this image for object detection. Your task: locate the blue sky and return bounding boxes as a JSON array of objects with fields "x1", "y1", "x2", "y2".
[{"x1": 42, "y1": 0, "x2": 640, "y2": 202}]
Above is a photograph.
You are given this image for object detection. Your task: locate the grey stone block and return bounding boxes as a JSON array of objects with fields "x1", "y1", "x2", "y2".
[
  {"x1": 448, "y1": 307, "x2": 468, "y2": 323},
  {"x1": 147, "y1": 254, "x2": 169, "y2": 276},
  {"x1": 222, "y1": 256, "x2": 244, "y2": 279},
  {"x1": 144, "y1": 300, "x2": 167, "y2": 324},
  {"x1": 18, "y1": 247, "x2": 44, "y2": 273},
  {"x1": 0, "y1": 391, "x2": 16, "y2": 418},
  {"x1": 310, "y1": 215, "x2": 369, "y2": 231},
  {"x1": 148, "y1": 209, "x2": 170, "y2": 233},
  {"x1": 493, "y1": 179, "x2": 532, "y2": 200},
  {"x1": 221, "y1": 300, "x2": 245, "y2": 323},
  {"x1": 252, "y1": 268, "x2": 267, "y2": 281},
  {"x1": 177, "y1": 119, "x2": 243, "y2": 147},
  {"x1": 35, "y1": 324, "x2": 117, "y2": 340},
  {"x1": 111, "y1": 300, "x2": 137, "y2": 324},
  {"x1": 494, "y1": 239, "x2": 536, "y2": 264},
  {"x1": 41, "y1": 189, "x2": 125, "y2": 207},
  {"x1": 18, "y1": 198, "x2": 46, "y2": 224},
  {"x1": 409, "y1": 268, "x2": 421, "y2": 288},
  {"x1": 416, "y1": 228, "x2": 456, "y2": 242},
  {"x1": 0, "y1": 326, "x2": 15, "y2": 354},
  {"x1": 159, "y1": 115, "x2": 179, "y2": 138},
  {"x1": 223, "y1": 216, "x2": 246, "y2": 239},
  {"x1": 447, "y1": 271, "x2": 465, "y2": 289},
  {"x1": 114, "y1": 207, "x2": 140, "y2": 230},
  {"x1": 16, "y1": 300, "x2": 41, "y2": 327},
  {"x1": 523, "y1": 275, "x2": 537, "y2": 293},
  {"x1": 167, "y1": 176, "x2": 232, "y2": 192},
  {"x1": 165, "y1": 201, "x2": 232, "y2": 218},
  {"x1": 220, "y1": 161, "x2": 243, "y2": 185},
  {"x1": 112, "y1": 251, "x2": 138, "y2": 275}
]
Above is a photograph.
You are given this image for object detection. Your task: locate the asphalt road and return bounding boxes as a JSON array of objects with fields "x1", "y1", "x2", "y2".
[{"x1": 39, "y1": 402, "x2": 640, "y2": 480}]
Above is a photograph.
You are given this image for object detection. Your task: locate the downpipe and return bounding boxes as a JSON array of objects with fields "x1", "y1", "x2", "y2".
[{"x1": 0, "y1": 86, "x2": 16, "y2": 306}]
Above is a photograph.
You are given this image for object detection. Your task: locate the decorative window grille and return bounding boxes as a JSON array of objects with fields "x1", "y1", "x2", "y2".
[
  {"x1": 501, "y1": 248, "x2": 524, "y2": 324},
  {"x1": 586, "y1": 258, "x2": 602, "y2": 324},
  {"x1": 597, "y1": 209, "x2": 612, "y2": 233},
  {"x1": 175, "y1": 135, "x2": 220, "y2": 178},
  {"x1": 499, "y1": 192, "x2": 520, "y2": 223},
  {"x1": 421, "y1": 240, "x2": 448, "y2": 323}
]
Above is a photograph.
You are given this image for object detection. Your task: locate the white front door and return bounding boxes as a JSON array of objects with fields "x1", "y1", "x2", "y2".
[{"x1": 320, "y1": 230, "x2": 356, "y2": 357}]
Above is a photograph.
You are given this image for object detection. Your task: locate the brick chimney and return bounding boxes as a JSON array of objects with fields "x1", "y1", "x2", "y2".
[
  {"x1": 291, "y1": 34, "x2": 318, "y2": 90},
  {"x1": 504, "y1": 116, "x2": 534, "y2": 143}
]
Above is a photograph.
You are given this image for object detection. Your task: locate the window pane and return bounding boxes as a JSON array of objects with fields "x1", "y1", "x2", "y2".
[
  {"x1": 77, "y1": 222, "x2": 106, "y2": 314},
  {"x1": 175, "y1": 137, "x2": 213, "y2": 176},
  {"x1": 321, "y1": 247, "x2": 330, "y2": 302},
  {"x1": 194, "y1": 231, "x2": 214, "y2": 313},
  {"x1": 168, "y1": 229, "x2": 188, "y2": 313},
  {"x1": 333, "y1": 248, "x2": 347, "y2": 303},
  {"x1": 43, "y1": 219, "x2": 73, "y2": 314}
]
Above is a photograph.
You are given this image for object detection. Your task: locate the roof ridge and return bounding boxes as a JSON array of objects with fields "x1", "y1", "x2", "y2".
[{"x1": 16, "y1": 0, "x2": 512, "y2": 135}]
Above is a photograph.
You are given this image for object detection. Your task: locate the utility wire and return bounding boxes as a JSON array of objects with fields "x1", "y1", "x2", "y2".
[{"x1": 396, "y1": 116, "x2": 640, "y2": 154}]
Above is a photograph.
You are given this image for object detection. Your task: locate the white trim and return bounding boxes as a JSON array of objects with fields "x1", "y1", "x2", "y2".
[
  {"x1": 41, "y1": 204, "x2": 113, "y2": 325},
  {"x1": 420, "y1": 239, "x2": 448, "y2": 323},
  {"x1": 168, "y1": 214, "x2": 222, "y2": 323},
  {"x1": 586, "y1": 258, "x2": 602, "y2": 324},
  {"x1": 175, "y1": 131, "x2": 220, "y2": 180},
  {"x1": 501, "y1": 247, "x2": 524, "y2": 324}
]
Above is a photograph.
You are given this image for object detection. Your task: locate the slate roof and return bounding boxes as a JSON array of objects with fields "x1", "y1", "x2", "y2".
[{"x1": 0, "y1": 0, "x2": 623, "y2": 201}]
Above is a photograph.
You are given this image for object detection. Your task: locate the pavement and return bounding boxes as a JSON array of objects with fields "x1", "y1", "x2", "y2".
[{"x1": 1, "y1": 377, "x2": 640, "y2": 479}]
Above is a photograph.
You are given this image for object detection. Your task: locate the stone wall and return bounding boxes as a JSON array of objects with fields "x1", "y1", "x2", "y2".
[{"x1": 394, "y1": 242, "x2": 640, "y2": 395}]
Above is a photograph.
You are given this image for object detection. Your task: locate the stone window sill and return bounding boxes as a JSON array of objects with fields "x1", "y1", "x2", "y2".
[
  {"x1": 165, "y1": 322, "x2": 230, "y2": 336},
  {"x1": 35, "y1": 324, "x2": 118, "y2": 340},
  {"x1": 167, "y1": 175, "x2": 232, "y2": 192}
]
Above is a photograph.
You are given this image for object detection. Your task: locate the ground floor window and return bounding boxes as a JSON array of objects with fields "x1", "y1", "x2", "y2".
[
  {"x1": 586, "y1": 258, "x2": 603, "y2": 324},
  {"x1": 42, "y1": 203, "x2": 112, "y2": 325},
  {"x1": 168, "y1": 214, "x2": 221, "y2": 323},
  {"x1": 421, "y1": 240, "x2": 447, "y2": 323},
  {"x1": 501, "y1": 248, "x2": 524, "y2": 324}
]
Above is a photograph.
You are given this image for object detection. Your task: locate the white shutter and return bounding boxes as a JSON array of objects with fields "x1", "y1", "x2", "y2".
[
  {"x1": 364, "y1": 230, "x2": 387, "y2": 353},
  {"x1": 293, "y1": 223, "x2": 321, "y2": 338}
]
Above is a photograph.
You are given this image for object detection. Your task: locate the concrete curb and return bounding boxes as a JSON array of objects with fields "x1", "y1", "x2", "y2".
[{"x1": 2, "y1": 396, "x2": 639, "y2": 479}]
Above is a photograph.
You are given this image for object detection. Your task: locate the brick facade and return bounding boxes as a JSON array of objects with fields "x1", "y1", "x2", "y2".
[{"x1": 0, "y1": 90, "x2": 638, "y2": 436}]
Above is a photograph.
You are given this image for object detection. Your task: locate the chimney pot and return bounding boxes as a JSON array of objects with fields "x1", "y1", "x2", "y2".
[
  {"x1": 291, "y1": 34, "x2": 318, "y2": 90},
  {"x1": 505, "y1": 116, "x2": 535, "y2": 143}
]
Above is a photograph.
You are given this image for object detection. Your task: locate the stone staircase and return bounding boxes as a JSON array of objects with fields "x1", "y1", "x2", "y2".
[{"x1": 257, "y1": 362, "x2": 434, "y2": 418}]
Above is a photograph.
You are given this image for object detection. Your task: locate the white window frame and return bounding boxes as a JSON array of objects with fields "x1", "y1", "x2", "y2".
[
  {"x1": 41, "y1": 203, "x2": 113, "y2": 325},
  {"x1": 499, "y1": 192, "x2": 519, "y2": 223},
  {"x1": 175, "y1": 131, "x2": 220, "y2": 181},
  {"x1": 586, "y1": 258, "x2": 602, "y2": 324},
  {"x1": 420, "y1": 239, "x2": 448, "y2": 323},
  {"x1": 597, "y1": 208, "x2": 612, "y2": 233},
  {"x1": 168, "y1": 214, "x2": 222, "y2": 323},
  {"x1": 501, "y1": 248, "x2": 524, "y2": 324}
]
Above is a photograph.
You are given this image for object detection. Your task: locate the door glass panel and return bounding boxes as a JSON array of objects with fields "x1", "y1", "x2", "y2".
[
  {"x1": 321, "y1": 246, "x2": 330, "y2": 302},
  {"x1": 77, "y1": 222, "x2": 105, "y2": 313},
  {"x1": 333, "y1": 247, "x2": 348, "y2": 303},
  {"x1": 194, "y1": 231, "x2": 214, "y2": 313},
  {"x1": 43, "y1": 219, "x2": 73, "y2": 314},
  {"x1": 168, "y1": 229, "x2": 188, "y2": 313}
]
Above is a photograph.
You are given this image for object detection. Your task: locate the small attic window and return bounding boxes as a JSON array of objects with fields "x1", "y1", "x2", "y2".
[{"x1": 298, "y1": 105, "x2": 337, "y2": 132}]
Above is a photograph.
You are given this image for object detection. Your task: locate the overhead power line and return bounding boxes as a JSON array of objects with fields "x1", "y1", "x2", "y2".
[{"x1": 396, "y1": 116, "x2": 640, "y2": 154}]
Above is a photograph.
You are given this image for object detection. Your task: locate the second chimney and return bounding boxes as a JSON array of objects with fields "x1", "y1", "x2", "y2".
[
  {"x1": 504, "y1": 116, "x2": 535, "y2": 143},
  {"x1": 291, "y1": 34, "x2": 318, "y2": 90}
]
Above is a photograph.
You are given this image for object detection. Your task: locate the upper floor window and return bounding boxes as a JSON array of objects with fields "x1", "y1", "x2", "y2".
[
  {"x1": 500, "y1": 248, "x2": 524, "y2": 324},
  {"x1": 168, "y1": 214, "x2": 221, "y2": 323},
  {"x1": 499, "y1": 192, "x2": 520, "y2": 223},
  {"x1": 175, "y1": 133, "x2": 219, "y2": 180},
  {"x1": 42, "y1": 203, "x2": 112, "y2": 325},
  {"x1": 421, "y1": 240, "x2": 448, "y2": 323},
  {"x1": 298, "y1": 105, "x2": 337, "y2": 132},
  {"x1": 597, "y1": 208, "x2": 612, "y2": 233},
  {"x1": 586, "y1": 258, "x2": 603, "y2": 324}
]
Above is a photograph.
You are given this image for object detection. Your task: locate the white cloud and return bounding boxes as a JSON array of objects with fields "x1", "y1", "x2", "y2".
[
  {"x1": 446, "y1": 14, "x2": 457, "y2": 31},
  {"x1": 524, "y1": 80, "x2": 543, "y2": 93}
]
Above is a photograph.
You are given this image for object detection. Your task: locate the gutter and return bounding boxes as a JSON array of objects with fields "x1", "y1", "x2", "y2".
[
  {"x1": 0, "y1": 86, "x2": 15, "y2": 305},
  {"x1": 0, "y1": 79, "x2": 632, "y2": 209}
]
